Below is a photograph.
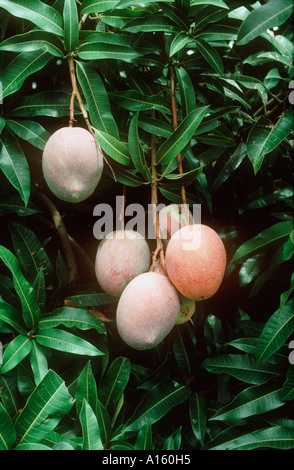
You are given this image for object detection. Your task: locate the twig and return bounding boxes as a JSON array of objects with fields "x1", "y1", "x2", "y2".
[
  {"x1": 67, "y1": 55, "x2": 117, "y2": 181},
  {"x1": 38, "y1": 192, "x2": 79, "y2": 284},
  {"x1": 150, "y1": 113, "x2": 166, "y2": 272},
  {"x1": 169, "y1": 61, "x2": 189, "y2": 219}
]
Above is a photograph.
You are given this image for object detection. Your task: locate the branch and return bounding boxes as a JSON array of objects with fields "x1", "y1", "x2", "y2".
[{"x1": 38, "y1": 192, "x2": 79, "y2": 284}]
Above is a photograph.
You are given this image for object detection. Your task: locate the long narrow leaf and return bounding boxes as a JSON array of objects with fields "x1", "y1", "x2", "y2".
[
  {"x1": 0, "y1": 335, "x2": 32, "y2": 375},
  {"x1": 0, "y1": 402, "x2": 16, "y2": 450},
  {"x1": 157, "y1": 107, "x2": 209, "y2": 165},
  {"x1": 35, "y1": 328, "x2": 104, "y2": 356},
  {"x1": 256, "y1": 299, "x2": 294, "y2": 365},
  {"x1": 63, "y1": 0, "x2": 79, "y2": 53},
  {"x1": 15, "y1": 370, "x2": 73, "y2": 445},
  {"x1": 80, "y1": 399, "x2": 104, "y2": 450}
]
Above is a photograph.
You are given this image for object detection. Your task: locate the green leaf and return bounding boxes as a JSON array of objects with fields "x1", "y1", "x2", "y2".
[
  {"x1": 0, "y1": 245, "x2": 40, "y2": 329},
  {"x1": 210, "y1": 378, "x2": 285, "y2": 422},
  {"x1": 7, "y1": 119, "x2": 50, "y2": 150},
  {"x1": 66, "y1": 292, "x2": 115, "y2": 308},
  {"x1": 256, "y1": 299, "x2": 294, "y2": 365},
  {"x1": 98, "y1": 357, "x2": 131, "y2": 409},
  {"x1": 190, "y1": 0, "x2": 228, "y2": 7},
  {"x1": 80, "y1": 399, "x2": 104, "y2": 450},
  {"x1": 135, "y1": 422, "x2": 153, "y2": 450},
  {"x1": 247, "y1": 111, "x2": 294, "y2": 174},
  {"x1": 0, "y1": 30, "x2": 64, "y2": 56},
  {"x1": 0, "y1": 402, "x2": 16, "y2": 450},
  {"x1": 94, "y1": 128, "x2": 131, "y2": 166},
  {"x1": 169, "y1": 32, "x2": 194, "y2": 57},
  {"x1": 0, "y1": 135, "x2": 30, "y2": 206},
  {"x1": 76, "y1": 61, "x2": 119, "y2": 139},
  {"x1": 15, "y1": 369, "x2": 73, "y2": 445},
  {"x1": 123, "y1": 380, "x2": 191, "y2": 432},
  {"x1": 35, "y1": 328, "x2": 104, "y2": 356},
  {"x1": 38, "y1": 307, "x2": 106, "y2": 335},
  {"x1": 194, "y1": 38, "x2": 224, "y2": 74},
  {"x1": 138, "y1": 116, "x2": 173, "y2": 138},
  {"x1": 232, "y1": 221, "x2": 293, "y2": 264},
  {"x1": 122, "y1": 14, "x2": 181, "y2": 34},
  {"x1": 237, "y1": 0, "x2": 293, "y2": 46},
  {"x1": 9, "y1": 221, "x2": 54, "y2": 286},
  {"x1": 203, "y1": 354, "x2": 280, "y2": 385},
  {"x1": 0, "y1": 301, "x2": 26, "y2": 334},
  {"x1": 207, "y1": 426, "x2": 294, "y2": 450},
  {"x1": 15, "y1": 443, "x2": 52, "y2": 450},
  {"x1": 128, "y1": 112, "x2": 146, "y2": 174},
  {"x1": 0, "y1": 0, "x2": 64, "y2": 36},
  {"x1": 10, "y1": 91, "x2": 76, "y2": 118},
  {"x1": 75, "y1": 361, "x2": 98, "y2": 416},
  {"x1": 29, "y1": 341, "x2": 48, "y2": 386},
  {"x1": 109, "y1": 90, "x2": 172, "y2": 115},
  {"x1": 0, "y1": 334, "x2": 32, "y2": 375},
  {"x1": 282, "y1": 366, "x2": 294, "y2": 401},
  {"x1": 63, "y1": 0, "x2": 79, "y2": 53},
  {"x1": 175, "y1": 67, "x2": 196, "y2": 118},
  {"x1": 1, "y1": 49, "x2": 52, "y2": 100},
  {"x1": 81, "y1": 0, "x2": 120, "y2": 14},
  {"x1": 96, "y1": 398, "x2": 112, "y2": 447},
  {"x1": 210, "y1": 142, "x2": 247, "y2": 192},
  {"x1": 157, "y1": 107, "x2": 209, "y2": 165},
  {"x1": 78, "y1": 42, "x2": 141, "y2": 61},
  {"x1": 189, "y1": 392, "x2": 206, "y2": 447}
]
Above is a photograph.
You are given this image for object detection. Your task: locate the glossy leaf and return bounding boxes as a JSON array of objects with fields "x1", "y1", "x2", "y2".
[
  {"x1": 78, "y1": 42, "x2": 141, "y2": 61},
  {"x1": 29, "y1": 341, "x2": 48, "y2": 386},
  {"x1": 1, "y1": 50, "x2": 52, "y2": 100},
  {"x1": 207, "y1": 425, "x2": 294, "y2": 450},
  {"x1": 15, "y1": 370, "x2": 73, "y2": 445},
  {"x1": 210, "y1": 378, "x2": 285, "y2": 422},
  {"x1": 35, "y1": 328, "x2": 104, "y2": 356},
  {"x1": 0, "y1": 334, "x2": 32, "y2": 375},
  {"x1": 124, "y1": 380, "x2": 191, "y2": 432},
  {"x1": 135, "y1": 422, "x2": 153, "y2": 450},
  {"x1": 210, "y1": 142, "x2": 247, "y2": 192},
  {"x1": 76, "y1": 61, "x2": 119, "y2": 139},
  {"x1": 194, "y1": 38, "x2": 224, "y2": 74},
  {"x1": 157, "y1": 107, "x2": 209, "y2": 165},
  {"x1": 7, "y1": 119, "x2": 50, "y2": 150},
  {"x1": 63, "y1": 0, "x2": 79, "y2": 53},
  {"x1": 0, "y1": 245, "x2": 40, "y2": 329},
  {"x1": 128, "y1": 112, "x2": 147, "y2": 174},
  {"x1": 189, "y1": 392, "x2": 206, "y2": 446},
  {"x1": 169, "y1": 32, "x2": 193, "y2": 57},
  {"x1": 237, "y1": 0, "x2": 293, "y2": 45},
  {"x1": 0, "y1": 0, "x2": 64, "y2": 36},
  {"x1": 0, "y1": 30, "x2": 64, "y2": 56},
  {"x1": 175, "y1": 67, "x2": 196, "y2": 118},
  {"x1": 203, "y1": 353, "x2": 280, "y2": 385},
  {"x1": 0, "y1": 301, "x2": 26, "y2": 334},
  {"x1": 80, "y1": 399, "x2": 104, "y2": 450},
  {"x1": 98, "y1": 356, "x2": 131, "y2": 409},
  {"x1": 232, "y1": 221, "x2": 293, "y2": 264},
  {"x1": 109, "y1": 90, "x2": 172, "y2": 114},
  {"x1": 0, "y1": 135, "x2": 30, "y2": 205},
  {"x1": 256, "y1": 299, "x2": 294, "y2": 365},
  {"x1": 81, "y1": 0, "x2": 120, "y2": 14},
  {"x1": 0, "y1": 402, "x2": 16, "y2": 450},
  {"x1": 10, "y1": 91, "x2": 76, "y2": 118},
  {"x1": 75, "y1": 361, "x2": 98, "y2": 416},
  {"x1": 9, "y1": 221, "x2": 54, "y2": 286},
  {"x1": 94, "y1": 128, "x2": 131, "y2": 166}
]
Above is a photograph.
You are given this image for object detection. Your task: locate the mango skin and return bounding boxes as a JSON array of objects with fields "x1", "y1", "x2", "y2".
[
  {"x1": 116, "y1": 272, "x2": 180, "y2": 350},
  {"x1": 95, "y1": 230, "x2": 151, "y2": 297},
  {"x1": 165, "y1": 224, "x2": 226, "y2": 301},
  {"x1": 42, "y1": 127, "x2": 103, "y2": 203}
]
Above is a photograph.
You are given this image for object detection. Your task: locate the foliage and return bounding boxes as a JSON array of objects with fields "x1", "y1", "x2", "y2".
[{"x1": 0, "y1": 0, "x2": 293, "y2": 451}]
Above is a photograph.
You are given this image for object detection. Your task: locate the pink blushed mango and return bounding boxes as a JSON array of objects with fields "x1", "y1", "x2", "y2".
[
  {"x1": 116, "y1": 272, "x2": 180, "y2": 350},
  {"x1": 42, "y1": 127, "x2": 103, "y2": 203},
  {"x1": 165, "y1": 224, "x2": 226, "y2": 301},
  {"x1": 95, "y1": 230, "x2": 151, "y2": 297}
]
